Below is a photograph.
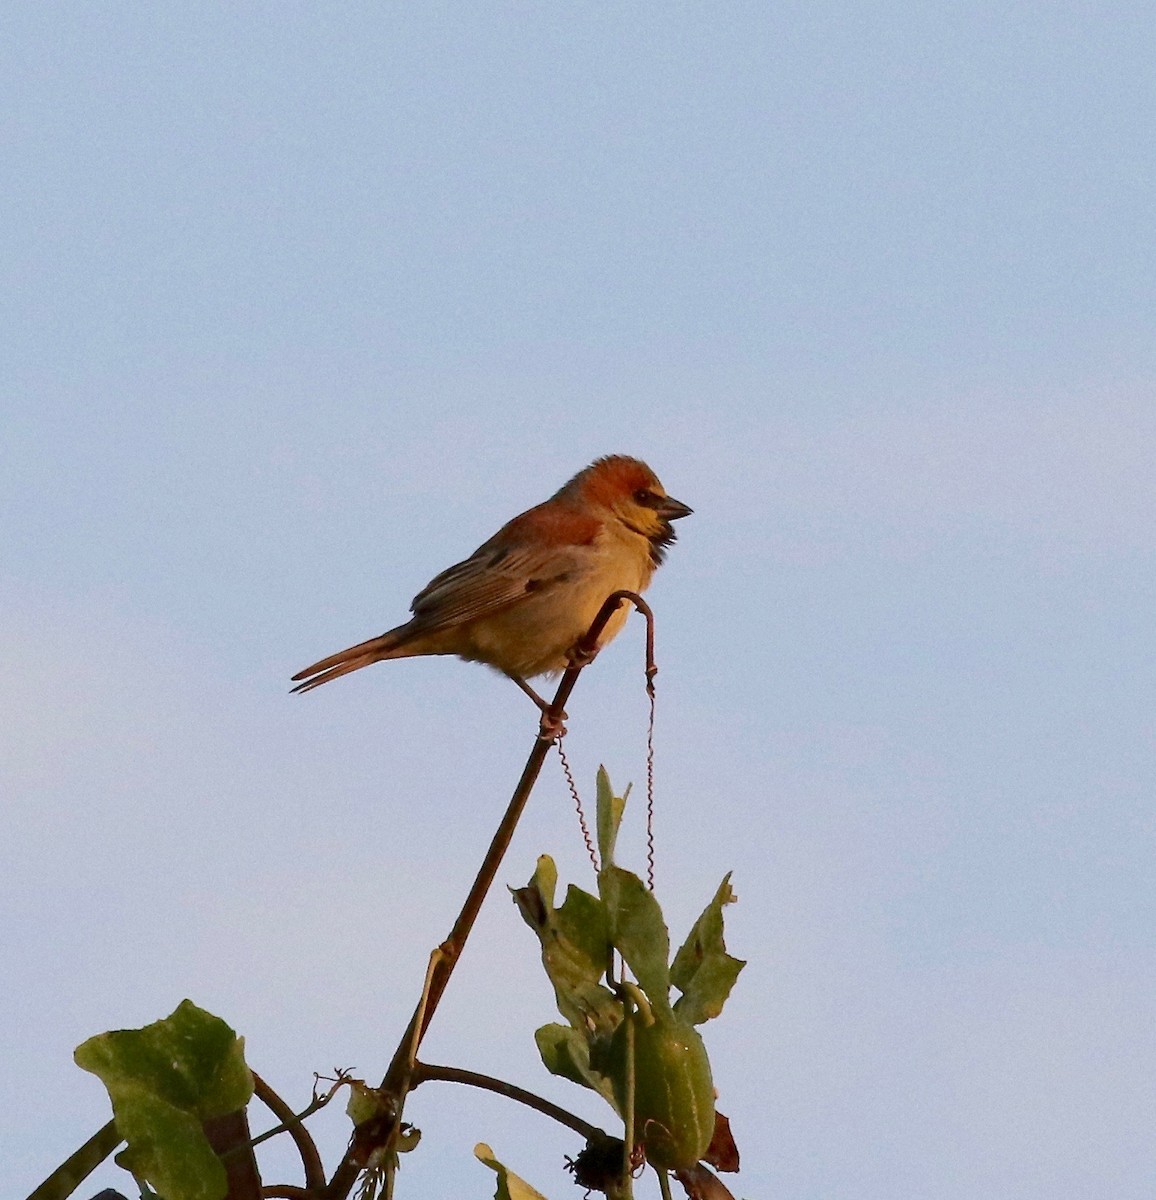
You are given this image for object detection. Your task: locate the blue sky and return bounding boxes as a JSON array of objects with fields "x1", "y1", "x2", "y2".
[{"x1": 4, "y1": 5, "x2": 1155, "y2": 1198}]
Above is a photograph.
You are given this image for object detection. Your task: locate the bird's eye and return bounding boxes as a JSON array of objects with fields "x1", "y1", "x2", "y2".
[{"x1": 634, "y1": 487, "x2": 656, "y2": 505}]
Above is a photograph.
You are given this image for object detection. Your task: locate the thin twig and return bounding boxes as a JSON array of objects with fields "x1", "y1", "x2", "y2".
[
  {"x1": 323, "y1": 591, "x2": 652, "y2": 1200},
  {"x1": 411, "y1": 1062, "x2": 604, "y2": 1141},
  {"x1": 251, "y1": 1072, "x2": 328, "y2": 1191}
]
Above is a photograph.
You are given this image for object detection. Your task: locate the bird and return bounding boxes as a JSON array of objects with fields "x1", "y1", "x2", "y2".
[{"x1": 291, "y1": 455, "x2": 692, "y2": 713}]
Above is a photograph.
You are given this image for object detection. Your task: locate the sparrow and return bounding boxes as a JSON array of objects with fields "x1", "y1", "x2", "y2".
[{"x1": 291, "y1": 455, "x2": 692, "y2": 709}]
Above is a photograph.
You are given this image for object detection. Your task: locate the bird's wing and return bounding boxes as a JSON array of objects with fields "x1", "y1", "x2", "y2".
[{"x1": 407, "y1": 503, "x2": 602, "y2": 633}]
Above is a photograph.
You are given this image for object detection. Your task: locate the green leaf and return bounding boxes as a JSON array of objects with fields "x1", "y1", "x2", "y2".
[
  {"x1": 74, "y1": 1000, "x2": 253, "y2": 1200},
  {"x1": 513, "y1": 857, "x2": 619, "y2": 1035},
  {"x1": 474, "y1": 1143, "x2": 550, "y2": 1200},
  {"x1": 110, "y1": 1103, "x2": 222, "y2": 1200},
  {"x1": 595, "y1": 767, "x2": 627, "y2": 868},
  {"x1": 534, "y1": 1024, "x2": 619, "y2": 1111},
  {"x1": 598, "y1": 865, "x2": 672, "y2": 1016},
  {"x1": 671, "y1": 874, "x2": 746, "y2": 1025}
]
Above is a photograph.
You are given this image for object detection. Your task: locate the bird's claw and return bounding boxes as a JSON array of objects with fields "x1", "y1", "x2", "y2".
[{"x1": 537, "y1": 708, "x2": 568, "y2": 742}]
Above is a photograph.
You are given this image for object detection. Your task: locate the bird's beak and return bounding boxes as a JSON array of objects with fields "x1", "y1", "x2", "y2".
[{"x1": 659, "y1": 495, "x2": 693, "y2": 520}]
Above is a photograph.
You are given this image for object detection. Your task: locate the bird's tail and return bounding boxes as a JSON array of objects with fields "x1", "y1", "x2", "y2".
[{"x1": 290, "y1": 626, "x2": 414, "y2": 694}]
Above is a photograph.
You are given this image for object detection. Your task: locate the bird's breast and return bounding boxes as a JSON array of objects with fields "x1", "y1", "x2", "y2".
[{"x1": 459, "y1": 534, "x2": 654, "y2": 677}]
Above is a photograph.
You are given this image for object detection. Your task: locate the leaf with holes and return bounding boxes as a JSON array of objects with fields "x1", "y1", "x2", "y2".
[
  {"x1": 671, "y1": 873, "x2": 746, "y2": 1025},
  {"x1": 513, "y1": 855, "x2": 619, "y2": 1035}
]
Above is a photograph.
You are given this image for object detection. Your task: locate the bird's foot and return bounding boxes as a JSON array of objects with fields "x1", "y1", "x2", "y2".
[
  {"x1": 503, "y1": 670, "x2": 568, "y2": 739},
  {"x1": 537, "y1": 707, "x2": 568, "y2": 742}
]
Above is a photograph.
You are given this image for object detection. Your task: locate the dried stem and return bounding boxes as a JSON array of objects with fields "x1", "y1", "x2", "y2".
[{"x1": 202, "y1": 1108, "x2": 261, "y2": 1200}]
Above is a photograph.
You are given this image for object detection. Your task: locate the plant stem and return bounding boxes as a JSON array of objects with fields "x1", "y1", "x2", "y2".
[
  {"x1": 26, "y1": 1120, "x2": 122, "y2": 1200},
  {"x1": 250, "y1": 1072, "x2": 328, "y2": 1190},
  {"x1": 379, "y1": 591, "x2": 646, "y2": 1090},
  {"x1": 411, "y1": 1062, "x2": 604, "y2": 1141},
  {"x1": 323, "y1": 591, "x2": 651, "y2": 1200},
  {"x1": 203, "y1": 1108, "x2": 261, "y2": 1200},
  {"x1": 622, "y1": 1006, "x2": 636, "y2": 1200}
]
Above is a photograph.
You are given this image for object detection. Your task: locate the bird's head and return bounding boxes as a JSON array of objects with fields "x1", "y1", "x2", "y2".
[{"x1": 563, "y1": 455, "x2": 693, "y2": 562}]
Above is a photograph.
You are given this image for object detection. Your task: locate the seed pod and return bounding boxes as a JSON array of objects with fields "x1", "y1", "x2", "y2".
[{"x1": 603, "y1": 1012, "x2": 715, "y2": 1171}]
